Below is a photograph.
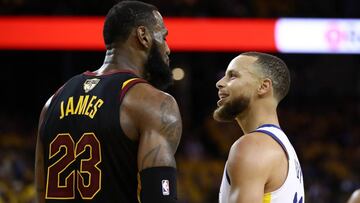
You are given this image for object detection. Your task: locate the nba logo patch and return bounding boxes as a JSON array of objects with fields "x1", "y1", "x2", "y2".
[{"x1": 162, "y1": 180, "x2": 170, "y2": 196}]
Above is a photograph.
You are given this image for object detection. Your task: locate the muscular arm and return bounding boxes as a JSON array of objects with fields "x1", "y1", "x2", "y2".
[
  {"x1": 120, "y1": 83, "x2": 181, "y2": 202},
  {"x1": 227, "y1": 133, "x2": 282, "y2": 203},
  {"x1": 121, "y1": 83, "x2": 182, "y2": 169},
  {"x1": 137, "y1": 93, "x2": 181, "y2": 170},
  {"x1": 35, "y1": 96, "x2": 52, "y2": 203}
]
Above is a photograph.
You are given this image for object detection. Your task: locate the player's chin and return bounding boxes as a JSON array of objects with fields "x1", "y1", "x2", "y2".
[
  {"x1": 213, "y1": 106, "x2": 232, "y2": 122},
  {"x1": 213, "y1": 106, "x2": 226, "y2": 122}
]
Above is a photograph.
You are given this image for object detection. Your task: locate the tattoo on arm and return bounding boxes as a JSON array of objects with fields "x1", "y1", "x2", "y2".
[
  {"x1": 141, "y1": 145, "x2": 161, "y2": 169},
  {"x1": 140, "y1": 144, "x2": 176, "y2": 169},
  {"x1": 159, "y1": 97, "x2": 182, "y2": 151},
  {"x1": 139, "y1": 96, "x2": 181, "y2": 169}
]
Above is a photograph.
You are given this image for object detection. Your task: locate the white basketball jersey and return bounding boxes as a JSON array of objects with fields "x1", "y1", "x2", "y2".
[{"x1": 219, "y1": 124, "x2": 305, "y2": 203}]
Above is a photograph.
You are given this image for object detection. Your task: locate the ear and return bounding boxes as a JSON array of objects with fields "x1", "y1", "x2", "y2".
[
  {"x1": 136, "y1": 26, "x2": 152, "y2": 49},
  {"x1": 257, "y1": 78, "x2": 272, "y2": 96}
]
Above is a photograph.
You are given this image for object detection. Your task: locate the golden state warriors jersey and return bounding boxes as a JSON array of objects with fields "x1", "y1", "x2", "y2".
[
  {"x1": 219, "y1": 124, "x2": 305, "y2": 203},
  {"x1": 39, "y1": 70, "x2": 146, "y2": 202}
]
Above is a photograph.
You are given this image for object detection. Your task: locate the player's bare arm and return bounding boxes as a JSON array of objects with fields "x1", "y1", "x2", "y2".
[
  {"x1": 137, "y1": 92, "x2": 181, "y2": 169},
  {"x1": 227, "y1": 132, "x2": 287, "y2": 203},
  {"x1": 120, "y1": 82, "x2": 182, "y2": 169},
  {"x1": 120, "y1": 82, "x2": 181, "y2": 202},
  {"x1": 136, "y1": 86, "x2": 181, "y2": 170},
  {"x1": 35, "y1": 96, "x2": 53, "y2": 203}
]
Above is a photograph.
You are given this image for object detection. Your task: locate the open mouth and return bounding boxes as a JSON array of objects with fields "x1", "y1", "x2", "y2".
[{"x1": 217, "y1": 93, "x2": 229, "y2": 106}]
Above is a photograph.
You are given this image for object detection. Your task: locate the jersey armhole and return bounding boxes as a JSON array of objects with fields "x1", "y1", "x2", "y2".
[
  {"x1": 119, "y1": 78, "x2": 148, "y2": 103},
  {"x1": 254, "y1": 129, "x2": 289, "y2": 160}
]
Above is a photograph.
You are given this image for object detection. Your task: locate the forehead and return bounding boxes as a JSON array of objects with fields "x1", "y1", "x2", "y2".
[
  {"x1": 152, "y1": 10, "x2": 167, "y2": 32},
  {"x1": 226, "y1": 55, "x2": 258, "y2": 74}
]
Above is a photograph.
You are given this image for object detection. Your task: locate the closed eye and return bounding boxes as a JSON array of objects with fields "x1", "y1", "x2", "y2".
[{"x1": 227, "y1": 70, "x2": 239, "y2": 80}]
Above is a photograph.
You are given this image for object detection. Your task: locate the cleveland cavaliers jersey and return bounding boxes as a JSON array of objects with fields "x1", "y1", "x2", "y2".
[
  {"x1": 219, "y1": 124, "x2": 305, "y2": 203},
  {"x1": 39, "y1": 70, "x2": 146, "y2": 202}
]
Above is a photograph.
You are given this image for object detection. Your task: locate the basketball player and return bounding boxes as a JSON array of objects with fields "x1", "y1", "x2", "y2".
[
  {"x1": 214, "y1": 52, "x2": 305, "y2": 203},
  {"x1": 35, "y1": 1, "x2": 181, "y2": 203},
  {"x1": 348, "y1": 189, "x2": 360, "y2": 203}
]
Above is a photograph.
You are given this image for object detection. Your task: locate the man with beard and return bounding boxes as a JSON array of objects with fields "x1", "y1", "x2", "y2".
[
  {"x1": 35, "y1": 1, "x2": 181, "y2": 203},
  {"x1": 215, "y1": 52, "x2": 305, "y2": 203}
]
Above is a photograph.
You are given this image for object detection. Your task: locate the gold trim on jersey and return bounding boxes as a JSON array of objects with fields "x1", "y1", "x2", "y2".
[
  {"x1": 46, "y1": 133, "x2": 76, "y2": 199},
  {"x1": 45, "y1": 132, "x2": 102, "y2": 200},
  {"x1": 75, "y1": 132, "x2": 102, "y2": 200},
  {"x1": 122, "y1": 78, "x2": 138, "y2": 89},
  {"x1": 263, "y1": 192, "x2": 271, "y2": 203}
]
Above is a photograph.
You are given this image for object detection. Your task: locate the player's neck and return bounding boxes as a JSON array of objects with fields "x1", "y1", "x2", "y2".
[
  {"x1": 236, "y1": 100, "x2": 279, "y2": 134},
  {"x1": 98, "y1": 48, "x2": 146, "y2": 76}
]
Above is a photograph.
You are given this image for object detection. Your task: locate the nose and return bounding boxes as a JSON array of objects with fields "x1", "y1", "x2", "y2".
[{"x1": 216, "y1": 76, "x2": 225, "y2": 89}]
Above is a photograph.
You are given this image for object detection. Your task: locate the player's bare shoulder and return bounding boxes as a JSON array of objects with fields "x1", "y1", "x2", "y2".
[
  {"x1": 227, "y1": 132, "x2": 285, "y2": 176},
  {"x1": 120, "y1": 82, "x2": 182, "y2": 146},
  {"x1": 238, "y1": 132, "x2": 286, "y2": 158},
  {"x1": 228, "y1": 133, "x2": 270, "y2": 166}
]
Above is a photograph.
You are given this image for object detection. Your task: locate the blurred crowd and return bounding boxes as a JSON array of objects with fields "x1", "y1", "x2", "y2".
[
  {"x1": 1, "y1": 103, "x2": 359, "y2": 202},
  {"x1": 0, "y1": 131, "x2": 35, "y2": 203}
]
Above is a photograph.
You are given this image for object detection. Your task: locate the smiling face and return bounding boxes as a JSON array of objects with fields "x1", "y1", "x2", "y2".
[
  {"x1": 213, "y1": 55, "x2": 262, "y2": 122},
  {"x1": 143, "y1": 10, "x2": 173, "y2": 90}
]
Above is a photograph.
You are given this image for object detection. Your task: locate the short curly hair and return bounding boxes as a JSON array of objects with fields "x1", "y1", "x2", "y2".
[
  {"x1": 242, "y1": 52, "x2": 291, "y2": 102},
  {"x1": 103, "y1": 1, "x2": 158, "y2": 46}
]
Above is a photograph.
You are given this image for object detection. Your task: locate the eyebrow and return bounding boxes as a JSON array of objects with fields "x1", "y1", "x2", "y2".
[{"x1": 226, "y1": 70, "x2": 240, "y2": 76}]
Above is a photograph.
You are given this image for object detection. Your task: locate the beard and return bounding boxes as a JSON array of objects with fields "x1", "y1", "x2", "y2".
[
  {"x1": 143, "y1": 43, "x2": 173, "y2": 90},
  {"x1": 213, "y1": 95, "x2": 250, "y2": 122}
]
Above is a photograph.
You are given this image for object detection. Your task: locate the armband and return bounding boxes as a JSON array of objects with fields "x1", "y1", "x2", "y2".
[{"x1": 139, "y1": 166, "x2": 178, "y2": 203}]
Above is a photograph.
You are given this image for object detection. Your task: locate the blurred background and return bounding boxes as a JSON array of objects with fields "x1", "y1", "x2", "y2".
[{"x1": 0, "y1": 0, "x2": 359, "y2": 202}]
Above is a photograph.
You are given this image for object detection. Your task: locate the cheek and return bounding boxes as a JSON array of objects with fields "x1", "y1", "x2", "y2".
[
  {"x1": 229, "y1": 82, "x2": 254, "y2": 99},
  {"x1": 153, "y1": 32, "x2": 164, "y2": 44}
]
